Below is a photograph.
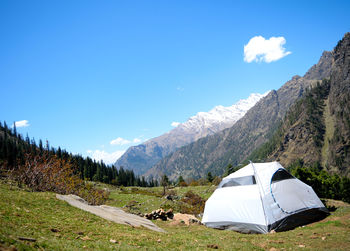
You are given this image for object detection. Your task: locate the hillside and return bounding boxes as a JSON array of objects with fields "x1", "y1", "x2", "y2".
[
  {"x1": 115, "y1": 93, "x2": 266, "y2": 175},
  {"x1": 0, "y1": 121, "x2": 157, "y2": 192},
  {"x1": 147, "y1": 49, "x2": 334, "y2": 180},
  {"x1": 249, "y1": 80, "x2": 331, "y2": 168},
  {"x1": 250, "y1": 32, "x2": 350, "y2": 177}
]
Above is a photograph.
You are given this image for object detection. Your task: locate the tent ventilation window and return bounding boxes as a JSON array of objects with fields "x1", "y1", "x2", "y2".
[
  {"x1": 271, "y1": 169, "x2": 295, "y2": 184},
  {"x1": 219, "y1": 175, "x2": 256, "y2": 188}
]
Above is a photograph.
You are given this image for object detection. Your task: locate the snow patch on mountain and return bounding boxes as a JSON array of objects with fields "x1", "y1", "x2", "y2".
[
  {"x1": 114, "y1": 91, "x2": 269, "y2": 174},
  {"x1": 172, "y1": 92, "x2": 270, "y2": 135}
]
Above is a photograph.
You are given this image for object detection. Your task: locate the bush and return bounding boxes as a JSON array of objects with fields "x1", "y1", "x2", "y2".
[
  {"x1": 180, "y1": 190, "x2": 206, "y2": 214},
  {"x1": 165, "y1": 189, "x2": 177, "y2": 196},
  {"x1": 189, "y1": 180, "x2": 199, "y2": 186},
  {"x1": 8, "y1": 153, "x2": 108, "y2": 205},
  {"x1": 178, "y1": 181, "x2": 188, "y2": 187},
  {"x1": 212, "y1": 176, "x2": 222, "y2": 186},
  {"x1": 197, "y1": 178, "x2": 209, "y2": 186}
]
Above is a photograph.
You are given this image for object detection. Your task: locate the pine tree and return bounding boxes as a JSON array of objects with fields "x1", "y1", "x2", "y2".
[
  {"x1": 161, "y1": 174, "x2": 169, "y2": 195},
  {"x1": 12, "y1": 122, "x2": 17, "y2": 137},
  {"x1": 207, "y1": 172, "x2": 214, "y2": 183}
]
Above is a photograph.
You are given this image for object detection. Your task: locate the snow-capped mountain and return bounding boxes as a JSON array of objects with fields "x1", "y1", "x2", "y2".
[
  {"x1": 115, "y1": 92, "x2": 269, "y2": 175},
  {"x1": 174, "y1": 92, "x2": 268, "y2": 137}
]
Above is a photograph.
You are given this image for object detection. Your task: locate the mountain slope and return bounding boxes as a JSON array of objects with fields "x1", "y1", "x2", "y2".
[
  {"x1": 249, "y1": 79, "x2": 331, "y2": 167},
  {"x1": 147, "y1": 49, "x2": 334, "y2": 180},
  {"x1": 115, "y1": 93, "x2": 266, "y2": 175},
  {"x1": 250, "y1": 32, "x2": 350, "y2": 176}
]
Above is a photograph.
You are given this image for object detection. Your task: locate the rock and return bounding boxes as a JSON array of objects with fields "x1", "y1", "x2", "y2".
[
  {"x1": 81, "y1": 236, "x2": 91, "y2": 241},
  {"x1": 56, "y1": 194, "x2": 166, "y2": 233},
  {"x1": 189, "y1": 218, "x2": 200, "y2": 224},
  {"x1": 170, "y1": 213, "x2": 201, "y2": 226}
]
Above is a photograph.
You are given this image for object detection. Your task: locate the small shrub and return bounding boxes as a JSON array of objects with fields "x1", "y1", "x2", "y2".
[
  {"x1": 189, "y1": 180, "x2": 199, "y2": 186},
  {"x1": 212, "y1": 176, "x2": 222, "y2": 186},
  {"x1": 179, "y1": 181, "x2": 188, "y2": 187},
  {"x1": 131, "y1": 187, "x2": 139, "y2": 193},
  {"x1": 165, "y1": 189, "x2": 177, "y2": 196},
  {"x1": 180, "y1": 190, "x2": 206, "y2": 214},
  {"x1": 124, "y1": 200, "x2": 141, "y2": 215},
  {"x1": 197, "y1": 178, "x2": 209, "y2": 186},
  {"x1": 8, "y1": 153, "x2": 108, "y2": 205}
]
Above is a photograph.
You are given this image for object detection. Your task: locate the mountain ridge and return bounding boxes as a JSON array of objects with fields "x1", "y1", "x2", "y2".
[
  {"x1": 147, "y1": 48, "x2": 335, "y2": 180},
  {"x1": 259, "y1": 32, "x2": 350, "y2": 176},
  {"x1": 115, "y1": 92, "x2": 267, "y2": 175}
]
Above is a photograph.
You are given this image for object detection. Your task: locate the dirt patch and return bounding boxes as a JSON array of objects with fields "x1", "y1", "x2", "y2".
[
  {"x1": 169, "y1": 213, "x2": 201, "y2": 226},
  {"x1": 324, "y1": 199, "x2": 350, "y2": 208}
]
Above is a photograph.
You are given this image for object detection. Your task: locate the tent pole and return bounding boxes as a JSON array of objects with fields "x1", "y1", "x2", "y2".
[{"x1": 250, "y1": 161, "x2": 269, "y2": 232}]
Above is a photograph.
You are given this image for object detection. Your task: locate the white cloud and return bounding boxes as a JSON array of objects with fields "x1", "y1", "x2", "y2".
[
  {"x1": 176, "y1": 86, "x2": 184, "y2": 92},
  {"x1": 110, "y1": 136, "x2": 144, "y2": 146},
  {"x1": 133, "y1": 138, "x2": 141, "y2": 143},
  {"x1": 87, "y1": 149, "x2": 125, "y2": 165},
  {"x1": 171, "y1": 121, "x2": 180, "y2": 127},
  {"x1": 110, "y1": 137, "x2": 131, "y2": 145},
  {"x1": 244, "y1": 36, "x2": 291, "y2": 63},
  {"x1": 12, "y1": 120, "x2": 30, "y2": 128}
]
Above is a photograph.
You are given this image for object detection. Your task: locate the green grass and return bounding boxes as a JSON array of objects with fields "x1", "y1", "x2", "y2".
[
  {"x1": 105, "y1": 185, "x2": 216, "y2": 215},
  {"x1": 1, "y1": 180, "x2": 350, "y2": 250}
]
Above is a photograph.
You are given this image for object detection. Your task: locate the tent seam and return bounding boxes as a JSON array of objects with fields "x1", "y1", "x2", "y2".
[{"x1": 250, "y1": 161, "x2": 269, "y2": 232}]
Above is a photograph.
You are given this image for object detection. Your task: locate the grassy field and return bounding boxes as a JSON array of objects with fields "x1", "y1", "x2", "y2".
[{"x1": 1, "y1": 180, "x2": 350, "y2": 250}]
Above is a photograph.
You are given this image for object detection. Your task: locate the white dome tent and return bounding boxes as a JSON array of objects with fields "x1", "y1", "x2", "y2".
[{"x1": 202, "y1": 161, "x2": 329, "y2": 233}]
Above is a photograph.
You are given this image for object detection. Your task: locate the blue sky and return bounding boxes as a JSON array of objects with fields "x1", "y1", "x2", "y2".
[{"x1": 1, "y1": 0, "x2": 349, "y2": 164}]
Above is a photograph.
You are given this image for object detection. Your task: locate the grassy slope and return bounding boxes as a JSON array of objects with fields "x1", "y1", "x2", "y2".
[
  {"x1": 106, "y1": 185, "x2": 216, "y2": 215},
  {"x1": 321, "y1": 98, "x2": 336, "y2": 171},
  {"x1": 1, "y1": 180, "x2": 350, "y2": 251}
]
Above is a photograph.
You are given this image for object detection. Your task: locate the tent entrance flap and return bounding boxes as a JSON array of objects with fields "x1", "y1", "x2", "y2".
[{"x1": 268, "y1": 207, "x2": 329, "y2": 232}]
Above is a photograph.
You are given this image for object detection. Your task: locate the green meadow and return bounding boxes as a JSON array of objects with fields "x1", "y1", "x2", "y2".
[{"x1": 1, "y1": 180, "x2": 349, "y2": 250}]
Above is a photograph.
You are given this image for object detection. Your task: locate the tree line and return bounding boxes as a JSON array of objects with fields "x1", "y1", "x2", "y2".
[{"x1": 0, "y1": 121, "x2": 157, "y2": 187}]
